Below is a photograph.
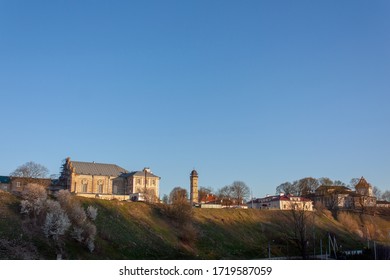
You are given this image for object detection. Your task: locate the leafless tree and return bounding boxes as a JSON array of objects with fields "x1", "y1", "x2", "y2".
[
  {"x1": 381, "y1": 190, "x2": 390, "y2": 202},
  {"x1": 296, "y1": 177, "x2": 319, "y2": 196},
  {"x1": 198, "y1": 186, "x2": 213, "y2": 202},
  {"x1": 349, "y1": 178, "x2": 360, "y2": 188},
  {"x1": 333, "y1": 180, "x2": 346, "y2": 186},
  {"x1": 283, "y1": 201, "x2": 313, "y2": 259},
  {"x1": 169, "y1": 187, "x2": 188, "y2": 204},
  {"x1": 217, "y1": 185, "x2": 233, "y2": 206},
  {"x1": 276, "y1": 182, "x2": 295, "y2": 195},
  {"x1": 318, "y1": 177, "x2": 333, "y2": 186},
  {"x1": 230, "y1": 181, "x2": 250, "y2": 205},
  {"x1": 11, "y1": 161, "x2": 49, "y2": 178},
  {"x1": 373, "y1": 186, "x2": 382, "y2": 198}
]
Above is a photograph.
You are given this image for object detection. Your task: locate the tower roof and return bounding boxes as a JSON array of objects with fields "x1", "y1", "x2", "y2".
[
  {"x1": 190, "y1": 169, "x2": 198, "y2": 176},
  {"x1": 356, "y1": 177, "x2": 371, "y2": 189}
]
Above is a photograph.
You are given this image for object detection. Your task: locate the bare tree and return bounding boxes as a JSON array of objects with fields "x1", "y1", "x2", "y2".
[
  {"x1": 198, "y1": 186, "x2": 213, "y2": 202},
  {"x1": 373, "y1": 186, "x2": 382, "y2": 198},
  {"x1": 230, "y1": 181, "x2": 250, "y2": 205},
  {"x1": 381, "y1": 190, "x2": 390, "y2": 202},
  {"x1": 318, "y1": 177, "x2": 333, "y2": 186},
  {"x1": 169, "y1": 187, "x2": 188, "y2": 204},
  {"x1": 296, "y1": 177, "x2": 319, "y2": 196},
  {"x1": 165, "y1": 187, "x2": 193, "y2": 231},
  {"x1": 276, "y1": 182, "x2": 295, "y2": 195},
  {"x1": 349, "y1": 178, "x2": 360, "y2": 188},
  {"x1": 11, "y1": 161, "x2": 49, "y2": 178},
  {"x1": 333, "y1": 180, "x2": 346, "y2": 186},
  {"x1": 283, "y1": 201, "x2": 313, "y2": 259},
  {"x1": 217, "y1": 185, "x2": 233, "y2": 206}
]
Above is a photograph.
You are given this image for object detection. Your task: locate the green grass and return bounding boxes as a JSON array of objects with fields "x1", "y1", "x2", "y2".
[{"x1": 1, "y1": 191, "x2": 389, "y2": 259}]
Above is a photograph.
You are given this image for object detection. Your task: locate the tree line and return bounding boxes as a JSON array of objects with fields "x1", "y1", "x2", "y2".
[
  {"x1": 165, "y1": 181, "x2": 251, "y2": 206},
  {"x1": 275, "y1": 176, "x2": 390, "y2": 201}
]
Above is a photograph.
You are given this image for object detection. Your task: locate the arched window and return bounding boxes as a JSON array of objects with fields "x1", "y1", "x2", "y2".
[
  {"x1": 98, "y1": 180, "x2": 103, "y2": 194},
  {"x1": 82, "y1": 179, "x2": 88, "y2": 193}
]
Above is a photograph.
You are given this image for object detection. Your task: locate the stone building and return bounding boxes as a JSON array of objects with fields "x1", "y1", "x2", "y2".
[
  {"x1": 312, "y1": 177, "x2": 376, "y2": 209},
  {"x1": 247, "y1": 194, "x2": 313, "y2": 211},
  {"x1": 0, "y1": 175, "x2": 51, "y2": 193},
  {"x1": 59, "y1": 158, "x2": 160, "y2": 201},
  {"x1": 314, "y1": 185, "x2": 353, "y2": 209}
]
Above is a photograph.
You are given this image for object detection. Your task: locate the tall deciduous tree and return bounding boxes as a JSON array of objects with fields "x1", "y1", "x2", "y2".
[
  {"x1": 169, "y1": 187, "x2": 188, "y2": 204},
  {"x1": 381, "y1": 190, "x2": 390, "y2": 202},
  {"x1": 198, "y1": 187, "x2": 213, "y2": 202},
  {"x1": 296, "y1": 177, "x2": 319, "y2": 196},
  {"x1": 283, "y1": 201, "x2": 314, "y2": 259},
  {"x1": 318, "y1": 177, "x2": 333, "y2": 186},
  {"x1": 276, "y1": 182, "x2": 294, "y2": 195},
  {"x1": 11, "y1": 161, "x2": 49, "y2": 178},
  {"x1": 230, "y1": 181, "x2": 250, "y2": 205},
  {"x1": 373, "y1": 186, "x2": 382, "y2": 198}
]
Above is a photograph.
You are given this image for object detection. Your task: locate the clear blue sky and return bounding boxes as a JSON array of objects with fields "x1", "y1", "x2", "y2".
[{"x1": 1, "y1": 0, "x2": 389, "y2": 198}]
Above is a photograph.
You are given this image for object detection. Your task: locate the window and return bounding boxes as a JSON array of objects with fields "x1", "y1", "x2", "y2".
[
  {"x1": 152, "y1": 179, "x2": 156, "y2": 186},
  {"x1": 97, "y1": 180, "x2": 103, "y2": 193},
  {"x1": 82, "y1": 183, "x2": 87, "y2": 193},
  {"x1": 16, "y1": 182, "x2": 21, "y2": 188}
]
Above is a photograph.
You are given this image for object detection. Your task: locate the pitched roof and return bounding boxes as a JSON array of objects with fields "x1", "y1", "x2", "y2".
[
  {"x1": 123, "y1": 171, "x2": 160, "y2": 178},
  {"x1": 316, "y1": 185, "x2": 351, "y2": 193},
  {"x1": 355, "y1": 177, "x2": 371, "y2": 189},
  {"x1": 71, "y1": 161, "x2": 128, "y2": 176}
]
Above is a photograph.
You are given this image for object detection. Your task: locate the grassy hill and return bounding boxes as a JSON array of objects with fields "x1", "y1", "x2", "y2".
[{"x1": 1, "y1": 190, "x2": 390, "y2": 259}]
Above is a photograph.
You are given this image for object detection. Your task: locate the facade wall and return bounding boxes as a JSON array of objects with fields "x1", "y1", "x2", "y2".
[
  {"x1": 71, "y1": 174, "x2": 121, "y2": 194},
  {"x1": 129, "y1": 175, "x2": 159, "y2": 199},
  {"x1": 0, "y1": 183, "x2": 10, "y2": 191},
  {"x1": 9, "y1": 178, "x2": 51, "y2": 192}
]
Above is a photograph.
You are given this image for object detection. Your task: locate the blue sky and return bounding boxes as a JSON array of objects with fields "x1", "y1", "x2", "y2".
[{"x1": 1, "y1": 0, "x2": 389, "y2": 198}]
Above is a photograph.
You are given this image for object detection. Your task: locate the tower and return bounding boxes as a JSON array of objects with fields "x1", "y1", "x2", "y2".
[{"x1": 190, "y1": 169, "x2": 199, "y2": 204}]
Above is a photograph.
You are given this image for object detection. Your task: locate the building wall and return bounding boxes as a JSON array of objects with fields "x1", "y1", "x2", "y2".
[
  {"x1": 131, "y1": 175, "x2": 159, "y2": 200},
  {"x1": 0, "y1": 183, "x2": 10, "y2": 191}
]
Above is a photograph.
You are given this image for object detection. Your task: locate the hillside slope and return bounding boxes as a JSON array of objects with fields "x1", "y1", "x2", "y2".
[{"x1": 1, "y1": 191, "x2": 389, "y2": 259}]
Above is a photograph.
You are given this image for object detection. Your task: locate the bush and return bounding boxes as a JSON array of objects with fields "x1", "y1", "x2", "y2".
[{"x1": 43, "y1": 200, "x2": 70, "y2": 241}]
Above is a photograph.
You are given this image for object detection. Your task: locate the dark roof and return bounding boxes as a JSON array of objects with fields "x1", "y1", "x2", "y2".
[
  {"x1": 190, "y1": 170, "x2": 198, "y2": 176},
  {"x1": 316, "y1": 185, "x2": 351, "y2": 193},
  {"x1": 123, "y1": 171, "x2": 160, "y2": 178},
  {"x1": 0, "y1": 176, "x2": 10, "y2": 184},
  {"x1": 71, "y1": 161, "x2": 128, "y2": 176}
]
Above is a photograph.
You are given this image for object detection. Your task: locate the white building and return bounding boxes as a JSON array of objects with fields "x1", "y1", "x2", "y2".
[{"x1": 247, "y1": 194, "x2": 313, "y2": 211}]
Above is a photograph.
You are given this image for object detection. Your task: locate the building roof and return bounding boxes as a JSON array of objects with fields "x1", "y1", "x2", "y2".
[
  {"x1": 70, "y1": 161, "x2": 129, "y2": 176},
  {"x1": 248, "y1": 194, "x2": 312, "y2": 204},
  {"x1": 0, "y1": 176, "x2": 10, "y2": 184},
  {"x1": 355, "y1": 177, "x2": 371, "y2": 189},
  {"x1": 123, "y1": 171, "x2": 160, "y2": 178},
  {"x1": 316, "y1": 185, "x2": 352, "y2": 194}
]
